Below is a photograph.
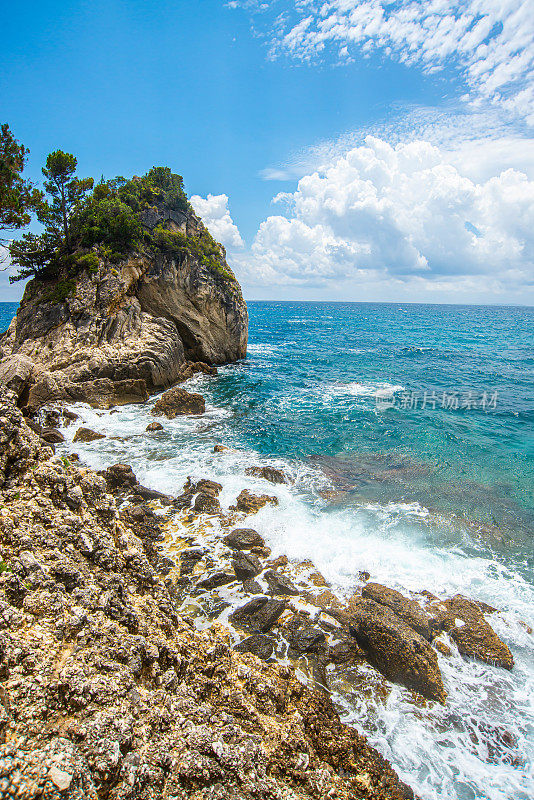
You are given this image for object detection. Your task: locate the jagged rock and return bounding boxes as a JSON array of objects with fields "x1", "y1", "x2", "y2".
[
  {"x1": 231, "y1": 490, "x2": 278, "y2": 514},
  {"x1": 230, "y1": 597, "x2": 286, "y2": 632},
  {"x1": 64, "y1": 378, "x2": 149, "y2": 409},
  {"x1": 152, "y1": 386, "x2": 205, "y2": 418},
  {"x1": 283, "y1": 617, "x2": 326, "y2": 654},
  {"x1": 232, "y1": 552, "x2": 262, "y2": 581},
  {"x1": 444, "y1": 595, "x2": 514, "y2": 670},
  {"x1": 349, "y1": 598, "x2": 446, "y2": 703},
  {"x1": 328, "y1": 638, "x2": 367, "y2": 664},
  {"x1": 223, "y1": 528, "x2": 265, "y2": 551},
  {"x1": 146, "y1": 421, "x2": 163, "y2": 431},
  {"x1": 234, "y1": 634, "x2": 275, "y2": 660},
  {"x1": 362, "y1": 583, "x2": 435, "y2": 641},
  {"x1": 242, "y1": 579, "x2": 263, "y2": 594},
  {"x1": 0, "y1": 385, "x2": 412, "y2": 800},
  {"x1": 265, "y1": 570, "x2": 300, "y2": 596},
  {"x1": 41, "y1": 428, "x2": 65, "y2": 444},
  {"x1": 104, "y1": 463, "x2": 138, "y2": 490},
  {"x1": 182, "y1": 476, "x2": 222, "y2": 497},
  {"x1": 73, "y1": 427, "x2": 105, "y2": 443},
  {"x1": 193, "y1": 492, "x2": 222, "y2": 514},
  {"x1": 196, "y1": 571, "x2": 235, "y2": 591},
  {"x1": 245, "y1": 465, "x2": 289, "y2": 484},
  {"x1": 179, "y1": 547, "x2": 206, "y2": 576}
]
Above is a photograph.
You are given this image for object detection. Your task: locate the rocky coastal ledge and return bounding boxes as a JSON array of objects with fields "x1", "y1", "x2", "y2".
[{"x1": 0, "y1": 387, "x2": 414, "y2": 800}]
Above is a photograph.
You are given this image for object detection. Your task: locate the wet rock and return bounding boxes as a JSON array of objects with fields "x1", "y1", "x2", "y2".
[
  {"x1": 146, "y1": 421, "x2": 163, "y2": 431},
  {"x1": 234, "y1": 634, "x2": 275, "y2": 660},
  {"x1": 267, "y1": 554, "x2": 289, "y2": 569},
  {"x1": 223, "y1": 528, "x2": 265, "y2": 551},
  {"x1": 230, "y1": 596, "x2": 286, "y2": 632},
  {"x1": 193, "y1": 492, "x2": 222, "y2": 514},
  {"x1": 362, "y1": 583, "x2": 434, "y2": 641},
  {"x1": 41, "y1": 428, "x2": 65, "y2": 444},
  {"x1": 245, "y1": 465, "x2": 289, "y2": 484},
  {"x1": 151, "y1": 387, "x2": 205, "y2": 418},
  {"x1": 231, "y1": 489, "x2": 278, "y2": 514},
  {"x1": 63, "y1": 409, "x2": 79, "y2": 425},
  {"x1": 242, "y1": 579, "x2": 263, "y2": 594},
  {"x1": 132, "y1": 484, "x2": 173, "y2": 504},
  {"x1": 104, "y1": 463, "x2": 138, "y2": 491},
  {"x1": 444, "y1": 594, "x2": 514, "y2": 670},
  {"x1": 434, "y1": 638, "x2": 452, "y2": 657},
  {"x1": 328, "y1": 638, "x2": 367, "y2": 664},
  {"x1": 232, "y1": 552, "x2": 262, "y2": 581},
  {"x1": 284, "y1": 617, "x2": 326, "y2": 654},
  {"x1": 349, "y1": 597, "x2": 446, "y2": 703},
  {"x1": 180, "y1": 548, "x2": 206, "y2": 576},
  {"x1": 359, "y1": 570, "x2": 371, "y2": 582},
  {"x1": 73, "y1": 427, "x2": 105, "y2": 443},
  {"x1": 196, "y1": 571, "x2": 235, "y2": 591},
  {"x1": 213, "y1": 444, "x2": 229, "y2": 452},
  {"x1": 183, "y1": 477, "x2": 222, "y2": 497},
  {"x1": 265, "y1": 570, "x2": 300, "y2": 596}
]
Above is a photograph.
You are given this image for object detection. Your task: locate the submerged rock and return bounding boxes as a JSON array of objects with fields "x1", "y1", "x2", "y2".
[
  {"x1": 349, "y1": 597, "x2": 446, "y2": 703},
  {"x1": 72, "y1": 427, "x2": 105, "y2": 443},
  {"x1": 444, "y1": 594, "x2": 514, "y2": 670},
  {"x1": 245, "y1": 465, "x2": 289, "y2": 484},
  {"x1": 151, "y1": 386, "x2": 205, "y2": 417}
]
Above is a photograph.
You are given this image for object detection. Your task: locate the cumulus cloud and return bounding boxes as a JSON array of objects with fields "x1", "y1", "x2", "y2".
[
  {"x1": 233, "y1": 0, "x2": 534, "y2": 125},
  {"x1": 234, "y1": 136, "x2": 534, "y2": 299},
  {"x1": 190, "y1": 193, "x2": 244, "y2": 250}
]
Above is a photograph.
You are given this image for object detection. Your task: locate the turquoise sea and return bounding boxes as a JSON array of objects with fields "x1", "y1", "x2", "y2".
[{"x1": 1, "y1": 299, "x2": 533, "y2": 799}]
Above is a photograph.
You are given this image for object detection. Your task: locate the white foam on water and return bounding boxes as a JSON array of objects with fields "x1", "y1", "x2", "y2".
[{"x1": 59, "y1": 397, "x2": 534, "y2": 800}]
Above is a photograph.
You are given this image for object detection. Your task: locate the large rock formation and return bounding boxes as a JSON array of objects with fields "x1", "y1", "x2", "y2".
[
  {"x1": 0, "y1": 386, "x2": 412, "y2": 800},
  {"x1": 0, "y1": 206, "x2": 247, "y2": 410}
]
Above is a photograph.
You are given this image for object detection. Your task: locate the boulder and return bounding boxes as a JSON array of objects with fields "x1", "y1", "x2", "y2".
[
  {"x1": 223, "y1": 529, "x2": 265, "y2": 551},
  {"x1": 232, "y1": 552, "x2": 262, "y2": 581},
  {"x1": 73, "y1": 427, "x2": 105, "y2": 443},
  {"x1": 349, "y1": 598, "x2": 446, "y2": 703},
  {"x1": 245, "y1": 466, "x2": 289, "y2": 484},
  {"x1": 230, "y1": 597, "x2": 286, "y2": 633},
  {"x1": 41, "y1": 428, "x2": 65, "y2": 444},
  {"x1": 64, "y1": 378, "x2": 149, "y2": 409},
  {"x1": 265, "y1": 570, "x2": 300, "y2": 597},
  {"x1": 234, "y1": 634, "x2": 275, "y2": 661},
  {"x1": 283, "y1": 617, "x2": 326, "y2": 654},
  {"x1": 183, "y1": 477, "x2": 222, "y2": 497},
  {"x1": 362, "y1": 583, "x2": 434, "y2": 641},
  {"x1": 104, "y1": 463, "x2": 138, "y2": 491},
  {"x1": 444, "y1": 595, "x2": 514, "y2": 670},
  {"x1": 146, "y1": 421, "x2": 163, "y2": 431},
  {"x1": 196, "y1": 571, "x2": 235, "y2": 591},
  {"x1": 152, "y1": 387, "x2": 205, "y2": 418},
  {"x1": 231, "y1": 490, "x2": 278, "y2": 514}
]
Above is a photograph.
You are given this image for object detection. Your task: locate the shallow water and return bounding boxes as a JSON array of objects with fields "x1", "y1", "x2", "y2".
[{"x1": 2, "y1": 299, "x2": 533, "y2": 799}]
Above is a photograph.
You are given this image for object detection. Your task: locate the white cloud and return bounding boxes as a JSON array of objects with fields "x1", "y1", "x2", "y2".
[
  {"x1": 190, "y1": 193, "x2": 244, "y2": 250},
  {"x1": 233, "y1": 136, "x2": 534, "y2": 301},
  {"x1": 234, "y1": 0, "x2": 534, "y2": 126}
]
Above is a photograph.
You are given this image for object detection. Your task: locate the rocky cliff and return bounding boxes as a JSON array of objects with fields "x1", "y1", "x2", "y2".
[{"x1": 0, "y1": 205, "x2": 247, "y2": 411}]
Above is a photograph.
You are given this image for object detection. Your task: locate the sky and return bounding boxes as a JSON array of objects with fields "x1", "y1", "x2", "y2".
[{"x1": 1, "y1": 0, "x2": 533, "y2": 304}]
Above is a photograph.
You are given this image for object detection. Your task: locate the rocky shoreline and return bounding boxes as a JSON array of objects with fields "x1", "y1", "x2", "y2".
[{"x1": 0, "y1": 377, "x2": 524, "y2": 799}]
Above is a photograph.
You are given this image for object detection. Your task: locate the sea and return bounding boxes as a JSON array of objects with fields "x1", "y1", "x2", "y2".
[{"x1": 1, "y1": 299, "x2": 533, "y2": 800}]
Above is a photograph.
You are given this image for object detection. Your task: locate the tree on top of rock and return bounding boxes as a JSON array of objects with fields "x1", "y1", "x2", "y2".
[{"x1": 0, "y1": 123, "x2": 42, "y2": 241}]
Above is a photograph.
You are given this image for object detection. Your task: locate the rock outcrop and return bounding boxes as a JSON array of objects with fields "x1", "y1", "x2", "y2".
[
  {"x1": 0, "y1": 206, "x2": 247, "y2": 411},
  {"x1": 0, "y1": 386, "x2": 413, "y2": 800}
]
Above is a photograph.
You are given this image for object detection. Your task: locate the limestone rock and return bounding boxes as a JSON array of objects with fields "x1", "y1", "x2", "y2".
[
  {"x1": 232, "y1": 489, "x2": 278, "y2": 514},
  {"x1": 152, "y1": 386, "x2": 205, "y2": 417},
  {"x1": 362, "y1": 583, "x2": 435, "y2": 641},
  {"x1": 223, "y1": 529, "x2": 265, "y2": 551},
  {"x1": 349, "y1": 598, "x2": 446, "y2": 703},
  {"x1": 245, "y1": 465, "x2": 289, "y2": 484},
  {"x1": 444, "y1": 594, "x2": 514, "y2": 670},
  {"x1": 73, "y1": 427, "x2": 105, "y2": 443}
]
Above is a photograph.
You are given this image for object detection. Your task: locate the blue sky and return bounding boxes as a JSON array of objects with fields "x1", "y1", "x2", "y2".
[{"x1": 2, "y1": 0, "x2": 533, "y2": 303}]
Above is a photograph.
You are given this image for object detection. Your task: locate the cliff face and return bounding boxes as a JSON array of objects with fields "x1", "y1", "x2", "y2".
[{"x1": 0, "y1": 207, "x2": 247, "y2": 410}]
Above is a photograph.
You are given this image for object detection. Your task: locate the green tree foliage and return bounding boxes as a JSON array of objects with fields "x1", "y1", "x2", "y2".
[
  {"x1": 39, "y1": 150, "x2": 94, "y2": 250},
  {"x1": 0, "y1": 123, "x2": 42, "y2": 238}
]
